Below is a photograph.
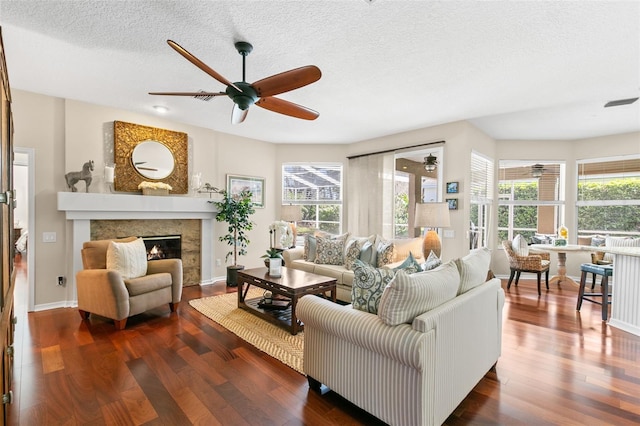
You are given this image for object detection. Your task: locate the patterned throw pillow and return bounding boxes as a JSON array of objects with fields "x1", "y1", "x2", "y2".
[
  {"x1": 393, "y1": 252, "x2": 422, "y2": 274},
  {"x1": 314, "y1": 237, "x2": 345, "y2": 265},
  {"x1": 512, "y1": 234, "x2": 529, "y2": 256},
  {"x1": 421, "y1": 250, "x2": 442, "y2": 271},
  {"x1": 378, "y1": 261, "x2": 460, "y2": 326},
  {"x1": 376, "y1": 240, "x2": 395, "y2": 267},
  {"x1": 351, "y1": 259, "x2": 396, "y2": 314},
  {"x1": 106, "y1": 238, "x2": 148, "y2": 279},
  {"x1": 345, "y1": 239, "x2": 366, "y2": 270}
]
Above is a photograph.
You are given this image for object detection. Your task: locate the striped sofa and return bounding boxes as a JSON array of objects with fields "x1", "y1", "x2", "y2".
[{"x1": 297, "y1": 252, "x2": 504, "y2": 426}]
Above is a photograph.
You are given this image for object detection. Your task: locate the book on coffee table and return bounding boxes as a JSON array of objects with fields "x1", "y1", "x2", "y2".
[{"x1": 258, "y1": 299, "x2": 291, "y2": 310}]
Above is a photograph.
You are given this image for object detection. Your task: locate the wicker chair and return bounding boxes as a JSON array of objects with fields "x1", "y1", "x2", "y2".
[{"x1": 502, "y1": 240, "x2": 551, "y2": 296}]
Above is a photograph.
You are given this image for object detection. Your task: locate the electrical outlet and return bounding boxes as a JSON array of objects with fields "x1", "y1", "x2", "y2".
[
  {"x1": 216, "y1": 259, "x2": 222, "y2": 267},
  {"x1": 57, "y1": 276, "x2": 65, "y2": 286}
]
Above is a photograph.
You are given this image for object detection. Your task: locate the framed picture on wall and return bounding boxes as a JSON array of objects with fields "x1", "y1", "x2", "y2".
[
  {"x1": 446, "y1": 198, "x2": 458, "y2": 210},
  {"x1": 227, "y1": 174, "x2": 265, "y2": 208},
  {"x1": 446, "y1": 181, "x2": 459, "y2": 194}
]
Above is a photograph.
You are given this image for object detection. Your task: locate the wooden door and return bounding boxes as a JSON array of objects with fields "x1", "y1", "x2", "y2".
[{"x1": 0, "y1": 27, "x2": 15, "y2": 424}]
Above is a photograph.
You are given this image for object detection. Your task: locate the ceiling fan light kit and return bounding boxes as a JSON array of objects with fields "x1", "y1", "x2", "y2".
[
  {"x1": 150, "y1": 40, "x2": 321, "y2": 124},
  {"x1": 423, "y1": 154, "x2": 438, "y2": 171}
]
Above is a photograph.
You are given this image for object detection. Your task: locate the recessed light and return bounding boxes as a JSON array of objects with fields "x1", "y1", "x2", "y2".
[{"x1": 153, "y1": 105, "x2": 169, "y2": 113}]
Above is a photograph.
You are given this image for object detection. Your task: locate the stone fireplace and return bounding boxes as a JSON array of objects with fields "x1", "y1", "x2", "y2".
[
  {"x1": 91, "y1": 220, "x2": 199, "y2": 285},
  {"x1": 58, "y1": 192, "x2": 216, "y2": 300}
]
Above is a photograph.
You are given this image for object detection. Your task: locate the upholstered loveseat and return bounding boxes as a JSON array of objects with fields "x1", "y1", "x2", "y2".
[
  {"x1": 297, "y1": 248, "x2": 504, "y2": 426},
  {"x1": 283, "y1": 234, "x2": 426, "y2": 302}
]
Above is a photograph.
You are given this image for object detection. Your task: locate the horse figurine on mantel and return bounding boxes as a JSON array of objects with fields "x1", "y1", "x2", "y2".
[{"x1": 65, "y1": 160, "x2": 94, "y2": 192}]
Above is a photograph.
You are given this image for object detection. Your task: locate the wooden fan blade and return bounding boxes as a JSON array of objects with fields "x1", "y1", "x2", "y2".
[
  {"x1": 148, "y1": 91, "x2": 226, "y2": 97},
  {"x1": 256, "y1": 97, "x2": 319, "y2": 120},
  {"x1": 252, "y1": 66, "x2": 321, "y2": 97},
  {"x1": 231, "y1": 104, "x2": 249, "y2": 124},
  {"x1": 167, "y1": 40, "x2": 242, "y2": 92}
]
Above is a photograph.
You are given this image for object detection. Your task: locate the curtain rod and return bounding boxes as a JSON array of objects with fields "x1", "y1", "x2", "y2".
[{"x1": 346, "y1": 140, "x2": 446, "y2": 160}]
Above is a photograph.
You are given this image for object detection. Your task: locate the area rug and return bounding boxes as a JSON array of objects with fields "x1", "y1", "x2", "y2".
[{"x1": 189, "y1": 288, "x2": 304, "y2": 374}]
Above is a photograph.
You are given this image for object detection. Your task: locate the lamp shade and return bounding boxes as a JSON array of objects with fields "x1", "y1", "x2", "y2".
[
  {"x1": 414, "y1": 202, "x2": 450, "y2": 228},
  {"x1": 415, "y1": 202, "x2": 450, "y2": 259},
  {"x1": 281, "y1": 204, "x2": 302, "y2": 222}
]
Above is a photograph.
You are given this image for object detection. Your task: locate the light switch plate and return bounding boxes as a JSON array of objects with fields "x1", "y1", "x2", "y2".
[
  {"x1": 42, "y1": 232, "x2": 57, "y2": 243},
  {"x1": 444, "y1": 230, "x2": 455, "y2": 239}
]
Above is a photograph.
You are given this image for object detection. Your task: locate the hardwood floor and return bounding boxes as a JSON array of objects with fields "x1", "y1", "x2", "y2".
[{"x1": 7, "y1": 258, "x2": 640, "y2": 425}]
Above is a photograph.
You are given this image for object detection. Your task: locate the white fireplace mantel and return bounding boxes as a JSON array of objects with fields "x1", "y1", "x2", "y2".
[{"x1": 58, "y1": 192, "x2": 218, "y2": 302}]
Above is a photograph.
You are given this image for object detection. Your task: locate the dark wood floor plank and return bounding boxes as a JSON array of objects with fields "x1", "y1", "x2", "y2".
[
  {"x1": 6, "y1": 257, "x2": 640, "y2": 425},
  {"x1": 126, "y1": 357, "x2": 192, "y2": 424}
]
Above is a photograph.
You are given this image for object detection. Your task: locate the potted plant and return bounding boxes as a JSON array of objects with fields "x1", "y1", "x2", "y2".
[
  {"x1": 261, "y1": 248, "x2": 284, "y2": 277},
  {"x1": 210, "y1": 187, "x2": 256, "y2": 286}
]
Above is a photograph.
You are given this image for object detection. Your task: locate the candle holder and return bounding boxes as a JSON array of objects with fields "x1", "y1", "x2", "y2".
[{"x1": 104, "y1": 163, "x2": 115, "y2": 193}]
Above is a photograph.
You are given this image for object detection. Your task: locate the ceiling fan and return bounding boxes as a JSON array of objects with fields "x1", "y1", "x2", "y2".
[
  {"x1": 531, "y1": 163, "x2": 546, "y2": 177},
  {"x1": 149, "y1": 40, "x2": 322, "y2": 124}
]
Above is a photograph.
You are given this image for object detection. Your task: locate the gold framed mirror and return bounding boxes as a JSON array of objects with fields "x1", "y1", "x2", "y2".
[{"x1": 113, "y1": 121, "x2": 188, "y2": 193}]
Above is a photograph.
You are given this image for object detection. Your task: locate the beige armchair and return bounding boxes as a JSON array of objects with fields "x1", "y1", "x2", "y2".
[{"x1": 77, "y1": 236, "x2": 183, "y2": 330}]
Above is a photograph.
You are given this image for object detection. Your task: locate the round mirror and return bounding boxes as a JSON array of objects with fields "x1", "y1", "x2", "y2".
[{"x1": 131, "y1": 140, "x2": 175, "y2": 179}]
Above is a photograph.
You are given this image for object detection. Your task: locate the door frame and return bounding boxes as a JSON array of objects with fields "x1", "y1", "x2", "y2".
[{"x1": 14, "y1": 147, "x2": 34, "y2": 312}]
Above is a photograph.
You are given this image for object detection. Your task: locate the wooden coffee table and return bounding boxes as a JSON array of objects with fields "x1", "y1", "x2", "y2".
[{"x1": 237, "y1": 267, "x2": 337, "y2": 335}]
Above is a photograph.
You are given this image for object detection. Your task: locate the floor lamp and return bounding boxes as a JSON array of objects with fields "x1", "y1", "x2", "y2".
[
  {"x1": 415, "y1": 202, "x2": 451, "y2": 259},
  {"x1": 281, "y1": 205, "x2": 303, "y2": 248}
]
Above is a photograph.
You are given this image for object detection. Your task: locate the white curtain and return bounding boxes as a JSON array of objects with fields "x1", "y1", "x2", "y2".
[{"x1": 347, "y1": 152, "x2": 395, "y2": 238}]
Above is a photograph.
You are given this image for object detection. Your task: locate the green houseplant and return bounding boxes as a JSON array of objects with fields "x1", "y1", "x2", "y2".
[
  {"x1": 210, "y1": 187, "x2": 256, "y2": 286},
  {"x1": 261, "y1": 247, "x2": 284, "y2": 267},
  {"x1": 261, "y1": 247, "x2": 284, "y2": 277}
]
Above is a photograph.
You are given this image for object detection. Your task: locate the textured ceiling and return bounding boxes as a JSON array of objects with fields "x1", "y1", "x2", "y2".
[{"x1": 0, "y1": 0, "x2": 638, "y2": 144}]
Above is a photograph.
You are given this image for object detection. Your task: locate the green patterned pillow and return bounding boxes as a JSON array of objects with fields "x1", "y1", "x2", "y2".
[
  {"x1": 421, "y1": 250, "x2": 442, "y2": 271},
  {"x1": 393, "y1": 252, "x2": 422, "y2": 274},
  {"x1": 344, "y1": 239, "x2": 365, "y2": 270},
  {"x1": 314, "y1": 237, "x2": 345, "y2": 265},
  {"x1": 351, "y1": 259, "x2": 396, "y2": 314},
  {"x1": 376, "y1": 240, "x2": 395, "y2": 267}
]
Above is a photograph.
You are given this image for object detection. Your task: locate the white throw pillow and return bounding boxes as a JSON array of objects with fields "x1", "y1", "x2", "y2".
[
  {"x1": 512, "y1": 234, "x2": 529, "y2": 256},
  {"x1": 377, "y1": 260, "x2": 460, "y2": 326},
  {"x1": 106, "y1": 238, "x2": 148, "y2": 279},
  {"x1": 455, "y1": 247, "x2": 491, "y2": 295}
]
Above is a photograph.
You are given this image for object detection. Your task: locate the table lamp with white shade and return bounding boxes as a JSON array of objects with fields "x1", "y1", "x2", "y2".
[
  {"x1": 281, "y1": 204, "x2": 303, "y2": 248},
  {"x1": 415, "y1": 202, "x2": 451, "y2": 259}
]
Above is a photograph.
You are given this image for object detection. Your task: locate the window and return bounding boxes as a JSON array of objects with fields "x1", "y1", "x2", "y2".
[
  {"x1": 576, "y1": 156, "x2": 640, "y2": 237},
  {"x1": 469, "y1": 151, "x2": 494, "y2": 249},
  {"x1": 498, "y1": 160, "x2": 565, "y2": 244},
  {"x1": 394, "y1": 171, "x2": 410, "y2": 237},
  {"x1": 282, "y1": 163, "x2": 343, "y2": 236}
]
